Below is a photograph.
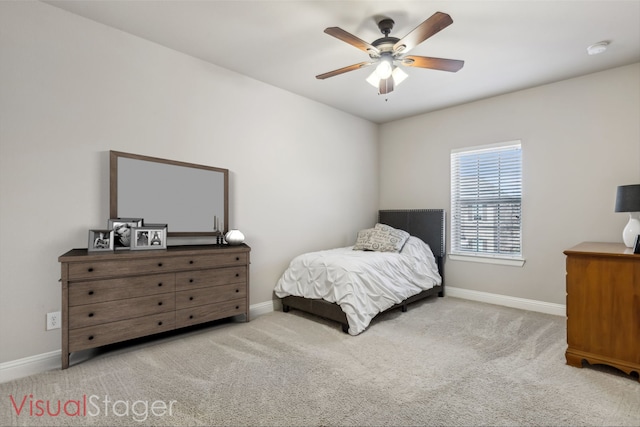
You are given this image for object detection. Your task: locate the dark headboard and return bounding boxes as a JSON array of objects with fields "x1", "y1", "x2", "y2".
[{"x1": 378, "y1": 209, "x2": 446, "y2": 258}]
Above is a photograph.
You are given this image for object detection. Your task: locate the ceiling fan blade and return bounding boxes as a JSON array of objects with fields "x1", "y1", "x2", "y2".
[
  {"x1": 379, "y1": 77, "x2": 394, "y2": 95},
  {"x1": 402, "y1": 55, "x2": 464, "y2": 72},
  {"x1": 393, "y1": 12, "x2": 453, "y2": 54},
  {"x1": 316, "y1": 62, "x2": 372, "y2": 80},
  {"x1": 324, "y1": 27, "x2": 380, "y2": 56}
]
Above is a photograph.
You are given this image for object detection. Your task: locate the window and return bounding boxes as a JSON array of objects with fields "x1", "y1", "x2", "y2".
[{"x1": 450, "y1": 141, "x2": 523, "y2": 266}]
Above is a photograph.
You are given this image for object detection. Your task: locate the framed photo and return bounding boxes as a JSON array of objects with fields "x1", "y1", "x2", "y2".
[
  {"x1": 634, "y1": 235, "x2": 640, "y2": 254},
  {"x1": 108, "y1": 218, "x2": 143, "y2": 249},
  {"x1": 88, "y1": 229, "x2": 114, "y2": 252},
  {"x1": 131, "y1": 225, "x2": 167, "y2": 250}
]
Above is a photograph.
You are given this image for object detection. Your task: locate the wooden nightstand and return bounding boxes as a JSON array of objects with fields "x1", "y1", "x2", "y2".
[{"x1": 564, "y1": 242, "x2": 639, "y2": 379}]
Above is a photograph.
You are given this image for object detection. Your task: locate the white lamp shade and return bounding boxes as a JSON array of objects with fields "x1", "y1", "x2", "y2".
[
  {"x1": 366, "y1": 71, "x2": 380, "y2": 88},
  {"x1": 374, "y1": 56, "x2": 393, "y2": 79},
  {"x1": 367, "y1": 66, "x2": 409, "y2": 89},
  {"x1": 392, "y1": 67, "x2": 408, "y2": 85}
]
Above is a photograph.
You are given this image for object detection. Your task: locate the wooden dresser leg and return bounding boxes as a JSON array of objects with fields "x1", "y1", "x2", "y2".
[
  {"x1": 565, "y1": 351, "x2": 583, "y2": 368},
  {"x1": 62, "y1": 352, "x2": 69, "y2": 370}
]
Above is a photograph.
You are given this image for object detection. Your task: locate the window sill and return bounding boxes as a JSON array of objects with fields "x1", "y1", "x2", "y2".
[{"x1": 448, "y1": 253, "x2": 526, "y2": 267}]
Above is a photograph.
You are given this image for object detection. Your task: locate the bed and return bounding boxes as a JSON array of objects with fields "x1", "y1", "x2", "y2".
[{"x1": 274, "y1": 209, "x2": 446, "y2": 335}]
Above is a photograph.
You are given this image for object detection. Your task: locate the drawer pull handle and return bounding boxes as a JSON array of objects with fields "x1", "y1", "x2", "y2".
[
  {"x1": 158, "y1": 283, "x2": 162, "y2": 287},
  {"x1": 189, "y1": 315, "x2": 194, "y2": 319},
  {"x1": 235, "y1": 289, "x2": 239, "y2": 293},
  {"x1": 189, "y1": 260, "x2": 194, "y2": 264},
  {"x1": 88, "y1": 335, "x2": 94, "y2": 341},
  {"x1": 88, "y1": 291, "x2": 94, "y2": 295},
  {"x1": 236, "y1": 257, "x2": 240, "y2": 261},
  {"x1": 189, "y1": 296, "x2": 194, "y2": 301},
  {"x1": 158, "y1": 321, "x2": 163, "y2": 326},
  {"x1": 158, "y1": 302, "x2": 163, "y2": 306},
  {"x1": 88, "y1": 312, "x2": 94, "y2": 317},
  {"x1": 235, "y1": 273, "x2": 240, "y2": 277},
  {"x1": 235, "y1": 306, "x2": 240, "y2": 310},
  {"x1": 88, "y1": 268, "x2": 94, "y2": 272},
  {"x1": 189, "y1": 279, "x2": 194, "y2": 283},
  {"x1": 158, "y1": 263, "x2": 163, "y2": 267}
]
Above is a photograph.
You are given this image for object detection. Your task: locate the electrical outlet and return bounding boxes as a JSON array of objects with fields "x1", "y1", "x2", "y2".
[{"x1": 46, "y1": 311, "x2": 61, "y2": 330}]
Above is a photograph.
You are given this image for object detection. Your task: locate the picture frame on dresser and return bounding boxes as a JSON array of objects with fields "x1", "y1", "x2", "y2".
[
  {"x1": 634, "y1": 235, "x2": 640, "y2": 254},
  {"x1": 108, "y1": 218, "x2": 143, "y2": 249},
  {"x1": 130, "y1": 225, "x2": 167, "y2": 250},
  {"x1": 87, "y1": 230, "x2": 114, "y2": 252},
  {"x1": 145, "y1": 224, "x2": 168, "y2": 248}
]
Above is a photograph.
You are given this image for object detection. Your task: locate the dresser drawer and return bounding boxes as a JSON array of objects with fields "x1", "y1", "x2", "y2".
[
  {"x1": 174, "y1": 252, "x2": 248, "y2": 270},
  {"x1": 69, "y1": 312, "x2": 175, "y2": 352},
  {"x1": 69, "y1": 273, "x2": 175, "y2": 306},
  {"x1": 67, "y1": 257, "x2": 187, "y2": 280},
  {"x1": 176, "y1": 299, "x2": 246, "y2": 328},
  {"x1": 175, "y1": 283, "x2": 246, "y2": 309},
  {"x1": 68, "y1": 293, "x2": 175, "y2": 329},
  {"x1": 67, "y1": 252, "x2": 248, "y2": 280},
  {"x1": 176, "y1": 266, "x2": 246, "y2": 290}
]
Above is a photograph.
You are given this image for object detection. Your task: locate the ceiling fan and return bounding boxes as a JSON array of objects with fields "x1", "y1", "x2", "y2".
[{"x1": 316, "y1": 12, "x2": 464, "y2": 95}]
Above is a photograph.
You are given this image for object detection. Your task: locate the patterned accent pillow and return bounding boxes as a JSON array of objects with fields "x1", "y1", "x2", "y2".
[
  {"x1": 353, "y1": 228, "x2": 375, "y2": 251},
  {"x1": 374, "y1": 223, "x2": 411, "y2": 251},
  {"x1": 353, "y1": 224, "x2": 410, "y2": 252}
]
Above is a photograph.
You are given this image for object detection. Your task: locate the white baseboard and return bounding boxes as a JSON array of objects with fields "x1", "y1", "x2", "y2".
[
  {"x1": 0, "y1": 350, "x2": 61, "y2": 384},
  {"x1": 1, "y1": 301, "x2": 277, "y2": 384},
  {"x1": 445, "y1": 286, "x2": 566, "y2": 317},
  {"x1": 250, "y1": 300, "x2": 275, "y2": 318}
]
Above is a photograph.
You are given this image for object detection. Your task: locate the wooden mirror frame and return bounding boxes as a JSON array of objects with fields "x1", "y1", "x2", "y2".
[{"x1": 109, "y1": 151, "x2": 229, "y2": 237}]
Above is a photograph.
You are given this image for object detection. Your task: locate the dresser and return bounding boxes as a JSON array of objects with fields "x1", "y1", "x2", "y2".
[
  {"x1": 564, "y1": 242, "x2": 639, "y2": 379},
  {"x1": 59, "y1": 244, "x2": 250, "y2": 369}
]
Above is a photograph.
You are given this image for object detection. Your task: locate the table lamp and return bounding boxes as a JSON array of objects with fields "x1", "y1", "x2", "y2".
[{"x1": 614, "y1": 184, "x2": 640, "y2": 247}]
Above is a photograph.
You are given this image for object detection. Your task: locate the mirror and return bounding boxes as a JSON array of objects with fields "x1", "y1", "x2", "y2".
[{"x1": 110, "y1": 151, "x2": 228, "y2": 237}]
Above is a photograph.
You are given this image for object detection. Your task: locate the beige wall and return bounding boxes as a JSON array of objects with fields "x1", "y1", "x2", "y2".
[
  {"x1": 2, "y1": 0, "x2": 638, "y2": 368},
  {"x1": 0, "y1": 2, "x2": 378, "y2": 363},
  {"x1": 379, "y1": 63, "x2": 640, "y2": 305}
]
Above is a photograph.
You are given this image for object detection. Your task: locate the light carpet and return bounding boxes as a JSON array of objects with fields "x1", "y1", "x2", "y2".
[{"x1": 1, "y1": 297, "x2": 638, "y2": 426}]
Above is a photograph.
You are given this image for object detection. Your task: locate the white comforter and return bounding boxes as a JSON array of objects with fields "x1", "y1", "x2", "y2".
[{"x1": 274, "y1": 236, "x2": 442, "y2": 335}]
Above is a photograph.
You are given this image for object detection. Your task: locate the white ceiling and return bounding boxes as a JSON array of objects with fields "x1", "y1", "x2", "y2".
[{"x1": 45, "y1": 0, "x2": 640, "y2": 124}]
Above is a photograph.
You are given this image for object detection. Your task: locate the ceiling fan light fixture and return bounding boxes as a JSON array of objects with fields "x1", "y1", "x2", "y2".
[
  {"x1": 366, "y1": 66, "x2": 409, "y2": 91},
  {"x1": 392, "y1": 66, "x2": 408, "y2": 86},
  {"x1": 366, "y1": 70, "x2": 380, "y2": 88},
  {"x1": 374, "y1": 54, "x2": 394, "y2": 79}
]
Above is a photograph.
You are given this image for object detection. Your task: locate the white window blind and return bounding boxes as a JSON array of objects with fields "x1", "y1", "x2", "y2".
[{"x1": 451, "y1": 141, "x2": 522, "y2": 260}]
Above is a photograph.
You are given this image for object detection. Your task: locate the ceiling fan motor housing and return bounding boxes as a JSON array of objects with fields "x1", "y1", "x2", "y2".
[
  {"x1": 371, "y1": 37, "x2": 399, "y2": 54},
  {"x1": 377, "y1": 18, "x2": 395, "y2": 35},
  {"x1": 370, "y1": 18, "x2": 400, "y2": 58}
]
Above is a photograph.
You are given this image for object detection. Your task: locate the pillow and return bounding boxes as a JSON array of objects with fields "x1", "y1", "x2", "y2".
[
  {"x1": 374, "y1": 223, "x2": 411, "y2": 251},
  {"x1": 353, "y1": 224, "x2": 410, "y2": 252},
  {"x1": 353, "y1": 228, "x2": 374, "y2": 251}
]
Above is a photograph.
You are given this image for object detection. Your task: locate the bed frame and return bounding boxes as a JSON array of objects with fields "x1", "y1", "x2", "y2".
[{"x1": 281, "y1": 209, "x2": 446, "y2": 333}]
